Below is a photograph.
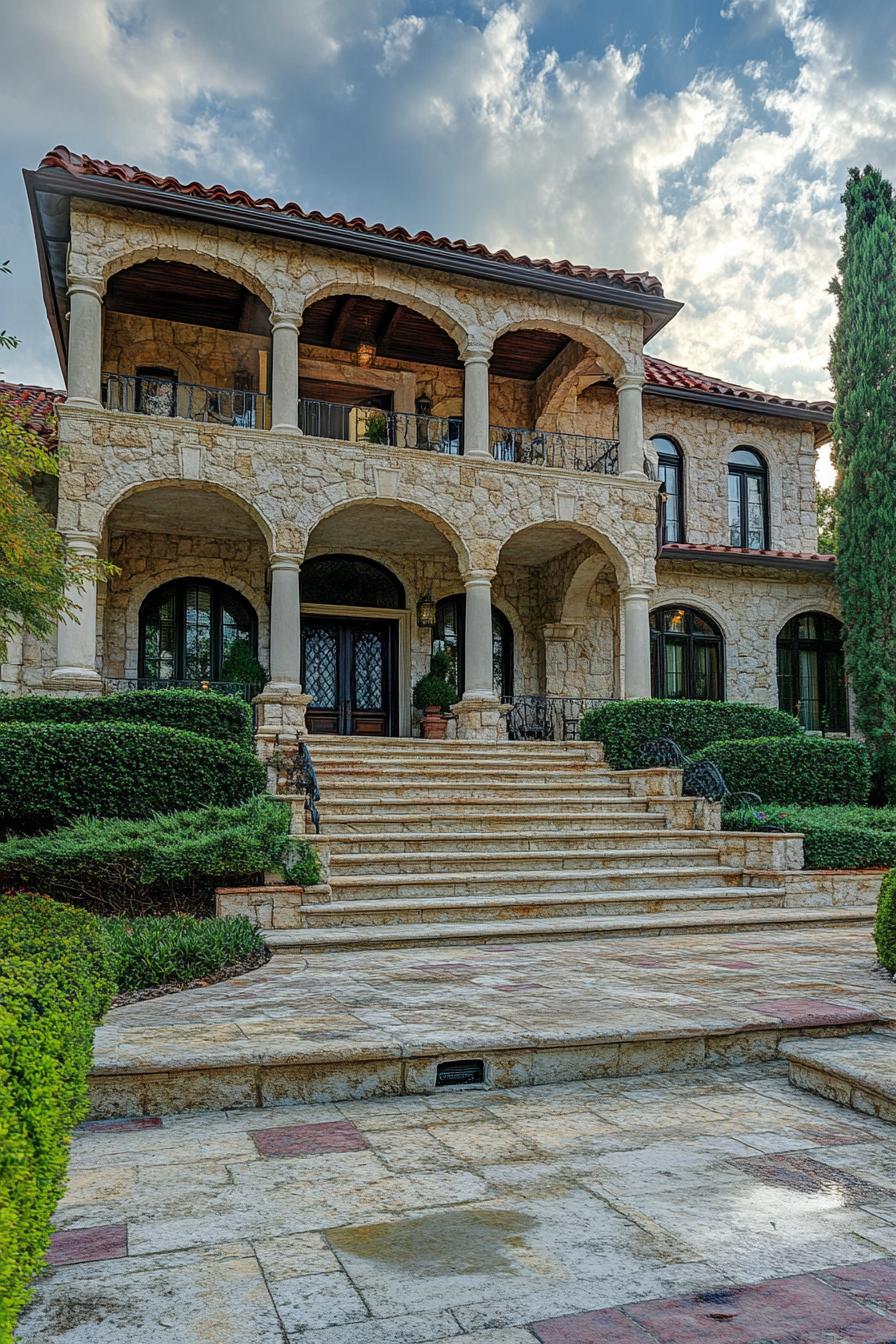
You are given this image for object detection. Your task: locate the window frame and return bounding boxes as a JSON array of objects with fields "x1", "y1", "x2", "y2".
[
  {"x1": 433, "y1": 595, "x2": 514, "y2": 701},
  {"x1": 138, "y1": 577, "x2": 258, "y2": 683},
  {"x1": 776, "y1": 611, "x2": 848, "y2": 733},
  {"x1": 652, "y1": 435, "x2": 685, "y2": 543},
  {"x1": 727, "y1": 446, "x2": 769, "y2": 551},
  {"x1": 649, "y1": 604, "x2": 725, "y2": 702}
]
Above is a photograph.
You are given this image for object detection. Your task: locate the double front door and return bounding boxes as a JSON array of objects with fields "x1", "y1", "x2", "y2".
[{"x1": 302, "y1": 616, "x2": 398, "y2": 736}]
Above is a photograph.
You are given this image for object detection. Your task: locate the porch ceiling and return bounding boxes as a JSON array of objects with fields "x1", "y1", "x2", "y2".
[
  {"x1": 107, "y1": 487, "x2": 264, "y2": 540},
  {"x1": 106, "y1": 260, "x2": 272, "y2": 336},
  {"x1": 499, "y1": 524, "x2": 594, "y2": 566},
  {"x1": 306, "y1": 503, "x2": 456, "y2": 557}
]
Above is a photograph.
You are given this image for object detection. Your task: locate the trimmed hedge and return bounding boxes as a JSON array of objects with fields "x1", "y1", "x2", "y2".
[
  {"x1": 723, "y1": 802, "x2": 896, "y2": 869},
  {"x1": 105, "y1": 913, "x2": 264, "y2": 993},
  {"x1": 0, "y1": 797, "x2": 316, "y2": 915},
  {"x1": 695, "y1": 734, "x2": 871, "y2": 806},
  {"x1": 0, "y1": 689, "x2": 252, "y2": 748},
  {"x1": 579, "y1": 698, "x2": 802, "y2": 769},
  {"x1": 0, "y1": 721, "x2": 266, "y2": 833},
  {"x1": 0, "y1": 892, "x2": 113, "y2": 1339},
  {"x1": 875, "y1": 869, "x2": 896, "y2": 971}
]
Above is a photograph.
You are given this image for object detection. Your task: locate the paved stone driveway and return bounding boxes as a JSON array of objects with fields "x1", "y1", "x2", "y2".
[{"x1": 21, "y1": 1061, "x2": 896, "y2": 1342}]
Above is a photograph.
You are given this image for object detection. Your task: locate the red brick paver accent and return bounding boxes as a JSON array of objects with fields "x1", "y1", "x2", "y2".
[
  {"x1": 47, "y1": 1224, "x2": 128, "y2": 1266},
  {"x1": 820, "y1": 1258, "x2": 896, "y2": 1309},
  {"x1": 250, "y1": 1120, "x2": 368, "y2": 1158},
  {"x1": 533, "y1": 1306, "x2": 656, "y2": 1341}
]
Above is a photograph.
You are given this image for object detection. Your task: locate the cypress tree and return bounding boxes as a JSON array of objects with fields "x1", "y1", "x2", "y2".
[{"x1": 829, "y1": 166, "x2": 896, "y2": 795}]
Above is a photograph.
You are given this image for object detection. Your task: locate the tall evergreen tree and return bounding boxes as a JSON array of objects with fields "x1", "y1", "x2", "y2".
[{"x1": 830, "y1": 166, "x2": 896, "y2": 794}]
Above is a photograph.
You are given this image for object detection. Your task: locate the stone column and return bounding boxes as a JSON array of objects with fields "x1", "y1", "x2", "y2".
[
  {"x1": 270, "y1": 312, "x2": 302, "y2": 433},
  {"x1": 615, "y1": 372, "x2": 646, "y2": 478},
  {"x1": 462, "y1": 339, "x2": 493, "y2": 460},
  {"x1": 49, "y1": 534, "x2": 102, "y2": 692},
  {"x1": 255, "y1": 552, "x2": 310, "y2": 756},
  {"x1": 452, "y1": 568, "x2": 509, "y2": 741},
  {"x1": 620, "y1": 584, "x2": 653, "y2": 699},
  {"x1": 66, "y1": 276, "x2": 104, "y2": 409}
]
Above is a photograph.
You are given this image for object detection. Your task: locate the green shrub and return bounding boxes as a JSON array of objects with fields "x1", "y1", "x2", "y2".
[
  {"x1": 0, "y1": 721, "x2": 265, "y2": 833},
  {"x1": 0, "y1": 892, "x2": 113, "y2": 1339},
  {"x1": 579, "y1": 698, "x2": 802, "y2": 769},
  {"x1": 220, "y1": 641, "x2": 267, "y2": 690},
  {"x1": 875, "y1": 869, "x2": 896, "y2": 970},
  {"x1": 104, "y1": 913, "x2": 264, "y2": 994},
  {"x1": 0, "y1": 689, "x2": 252, "y2": 748},
  {"x1": 724, "y1": 802, "x2": 896, "y2": 870},
  {"x1": 0, "y1": 797, "x2": 317, "y2": 915},
  {"x1": 695, "y1": 735, "x2": 871, "y2": 806}
]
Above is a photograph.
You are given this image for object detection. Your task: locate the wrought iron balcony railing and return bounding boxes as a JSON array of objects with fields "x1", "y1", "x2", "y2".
[
  {"x1": 490, "y1": 425, "x2": 619, "y2": 475},
  {"x1": 299, "y1": 398, "x2": 463, "y2": 454},
  {"x1": 103, "y1": 374, "x2": 268, "y2": 428},
  {"x1": 103, "y1": 677, "x2": 262, "y2": 704},
  {"x1": 506, "y1": 695, "x2": 618, "y2": 741}
]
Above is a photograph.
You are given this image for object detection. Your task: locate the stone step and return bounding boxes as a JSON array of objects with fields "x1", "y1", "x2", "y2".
[
  {"x1": 327, "y1": 863, "x2": 745, "y2": 901},
  {"x1": 313, "y1": 763, "x2": 609, "y2": 782},
  {"x1": 327, "y1": 845, "x2": 726, "y2": 875},
  {"x1": 313, "y1": 807, "x2": 667, "y2": 835},
  {"x1": 310, "y1": 784, "x2": 633, "y2": 803},
  {"x1": 298, "y1": 885, "x2": 787, "y2": 927},
  {"x1": 307, "y1": 736, "x2": 597, "y2": 752},
  {"x1": 780, "y1": 1028, "x2": 896, "y2": 1123},
  {"x1": 264, "y1": 904, "x2": 875, "y2": 953},
  {"x1": 320, "y1": 826, "x2": 706, "y2": 854}
]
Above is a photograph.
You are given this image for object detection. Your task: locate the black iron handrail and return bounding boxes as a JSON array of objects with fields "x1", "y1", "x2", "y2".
[
  {"x1": 507, "y1": 695, "x2": 618, "y2": 742},
  {"x1": 635, "y1": 736, "x2": 776, "y2": 826},
  {"x1": 103, "y1": 373, "x2": 268, "y2": 427},
  {"x1": 299, "y1": 398, "x2": 462, "y2": 455},
  {"x1": 489, "y1": 425, "x2": 619, "y2": 475},
  {"x1": 271, "y1": 735, "x2": 321, "y2": 834}
]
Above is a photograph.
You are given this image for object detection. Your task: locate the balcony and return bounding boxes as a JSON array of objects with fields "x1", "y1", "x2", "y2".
[
  {"x1": 489, "y1": 425, "x2": 618, "y2": 474},
  {"x1": 103, "y1": 372, "x2": 269, "y2": 429}
]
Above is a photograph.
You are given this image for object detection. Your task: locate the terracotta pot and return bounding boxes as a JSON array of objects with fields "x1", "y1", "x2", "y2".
[{"x1": 421, "y1": 705, "x2": 448, "y2": 739}]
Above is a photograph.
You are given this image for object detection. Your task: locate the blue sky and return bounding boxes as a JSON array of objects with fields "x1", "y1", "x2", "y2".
[{"x1": 1, "y1": 0, "x2": 894, "y2": 439}]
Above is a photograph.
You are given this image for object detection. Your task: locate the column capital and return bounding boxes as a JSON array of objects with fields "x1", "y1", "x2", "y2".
[
  {"x1": 461, "y1": 567, "x2": 496, "y2": 587},
  {"x1": 619, "y1": 582, "x2": 654, "y2": 602},
  {"x1": 269, "y1": 552, "x2": 303, "y2": 572},
  {"x1": 61, "y1": 531, "x2": 101, "y2": 557},
  {"x1": 270, "y1": 310, "x2": 303, "y2": 333},
  {"x1": 614, "y1": 371, "x2": 645, "y2": 392},
  {"x1": 66, "y1": 274, "x2": 105, "y2": 301},
  {"x1": 460, "y1": 333, "x2": 494, "y2": 364}
]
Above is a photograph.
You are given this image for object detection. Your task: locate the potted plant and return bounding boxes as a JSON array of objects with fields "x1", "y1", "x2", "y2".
[{"x1": 413, "y1": 649, "x2": 457, "y2": 739}]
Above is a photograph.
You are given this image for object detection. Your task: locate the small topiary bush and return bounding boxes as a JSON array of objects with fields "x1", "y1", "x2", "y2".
[
  {"x1": 0, "y1": 797, "x2": 317, "y2": 915},
  {"x1": 876, "y1": 869, "x2": 896, "y2": 970},
  {"x1": 0, "y1": 891, "x2": 113, "y2": 1339},
  {"x1": 695, "y1": 735, "x2": 871, "y2": 806},
  {"x1": 104, "y1": 913, "x2": 264, "y2": 994},
  {"x1": 724, "y1": 802, "x2": 896, "y2": 870},
  {"x1": 579, "y1": 698, "x2": 802, "y2": 769},
  {"x1": 0, "y1": 688, "x2": 253, "y2": 748},
  {"x1": 0, "y1": 721, "x2": 266, "y2": 834}
]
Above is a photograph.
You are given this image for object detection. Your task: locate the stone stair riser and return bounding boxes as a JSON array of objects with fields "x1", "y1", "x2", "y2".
[
  {"x1": 328, "y1": 868, "x2": 745, "y2": 900},
  {"x1": 320, "y1": 829, "x2": 711, "y2": 855},
  {"x1": 315, "y1": 815, "x2": 663, "y2": 838},
  {"x1": 328, "y1": 847, "x2": 726, "y2": 875}
]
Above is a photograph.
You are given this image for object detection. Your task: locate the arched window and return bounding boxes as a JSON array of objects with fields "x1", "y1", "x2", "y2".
[
  {"x1": 777, "y1": 612, "x2": 848, "y2": 732},
  {"x1": 650, "y1": 606, "x2": 724, "y2": 701},
  {"x1": 433, "y1": 596, "x2": 513, "y2": 700},
  {"x1": 301, "y1": 555, "x2": 405, "y2": 609},
  {"x1": 727, "y1": 447, "x2": 768, "y2": 550},
  {"x1": 139, "y1": 579, "x2": 257, "y2": 683},
  {"x1": 652, "y1": 436, "x2": 684, "y2": 543}
]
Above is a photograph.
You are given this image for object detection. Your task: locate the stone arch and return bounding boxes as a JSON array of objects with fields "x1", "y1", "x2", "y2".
[
  {"x1": 649, "y1": 593, "x2": 736, "y2": 699},
  {"x1": 304, "y1": 497, "x2": 472, "y2": 573},
  {"x1": 100, "y1": 478, "x2": 276, "y2": 552},
  {"x1": 560, "y1": 551, "x2": 617, "y2": 626},
  {"x1": 491, "y1": 317, "x2": 628, "y2": 381},
  {"x1": 496, "y1": 519, "x2": 633, "y2": 588},
  {"x1": 104, "y1": 336, "x2": 203, "y2": 386},
  {"x1": 100, "y1": 245, "x2": 276, "y2": 312},
  {"x1": 300, "y1": 278, "x2": 468, "y2": 354},
  {"x1": 766, "y1": 597, "x2": 844, "y2": 697}
]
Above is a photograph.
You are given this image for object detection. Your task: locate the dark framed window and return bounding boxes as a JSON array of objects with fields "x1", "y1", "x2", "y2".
[
  {"x1": 135, "y1": 365, "x2": 178, "y2": 417},
  {"x1": 650, "y1": 605, "x2": 724, "y2": 701},
  {"x1": 139, "y1": 578, "x2": 257, "y2": 682},
  {"x1": 301, "y1": 555, "x2": 405, "y2": 609},
  {"x1": 652, "y1": 436, "x2": 684, "y2": 543},
  {"x1": 727, "y1": 446, "x2": 768, "y2": 550},
  {"x1": 777, "y1": 612, "x2": 848, "y2": 733},
  {"x1": 433, "y1": 595, "x2": 513, "y2": 700}
]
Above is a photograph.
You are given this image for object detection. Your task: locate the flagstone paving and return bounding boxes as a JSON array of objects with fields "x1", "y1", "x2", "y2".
[{"x1": 19, "y1": 1061, "x2": 896, "y2": 1342}]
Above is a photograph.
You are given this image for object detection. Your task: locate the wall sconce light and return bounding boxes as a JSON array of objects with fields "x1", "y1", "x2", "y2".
[
  {"x1": 416, "y1": 592, "x2": 437, "y2": 628},
  {"x1": 356, "y1": 338, "x2": 376, "y2": 367},
  {"x1": 415, "y1": 394, "x2": 433, "y2": 417}
]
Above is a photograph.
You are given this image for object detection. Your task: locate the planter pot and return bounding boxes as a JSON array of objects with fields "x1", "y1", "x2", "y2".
[{"x1": 421, "y1": 706, "x2": 448, "y2": 740}]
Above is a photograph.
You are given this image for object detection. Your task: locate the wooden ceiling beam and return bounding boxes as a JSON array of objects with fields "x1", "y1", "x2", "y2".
[
  {"x1": 328, "y1": 296, "x2": 357, "y2": 348},
  {"x1": 374, "y1": 302, "x2": 402, "y2": 356}
]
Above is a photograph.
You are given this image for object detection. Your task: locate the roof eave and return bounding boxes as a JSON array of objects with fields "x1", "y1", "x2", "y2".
[
  {"x1": 26, "y1": 166, "x2": 683, "y2": 339},
  {"x1": 24, "y1": 170, "x2": 68, "y2": 373},
  {"x1": 645, "y1": 381, "x2": 832, "y2": 426},
  {"x1": 660, "y1": 546, "x2": 836, "y2": 573}
]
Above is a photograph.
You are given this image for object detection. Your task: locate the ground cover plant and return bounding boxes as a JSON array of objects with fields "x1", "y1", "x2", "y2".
[
  {"x1": 579, "y1": 698, "x2": 801, "y2": 769},
  {"x1": 0, "y1": 687, "x2": 253, "y2": 747},
  {"x1": 105, "y1": 913, "x2": 264, "y2": 994},
  {"x1": 0, "y1": 720, "x2": 265, "y2": 834},
  {"x1": 693, "y1": 734, "x2": 870, "y2": 806},
  {"x1": 0, "y1": 891, "x2": 113, "y2": 1342},
  {"x1": 724, "y1": 801, "x2": 896, "y2": 870},
  {"x1": 0, "y1": 796, "x2": 318, "y2": 914}
]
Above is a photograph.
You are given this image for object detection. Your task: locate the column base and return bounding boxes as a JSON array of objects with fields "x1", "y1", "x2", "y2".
[
  {"x1": 621, "y1": 468, "x2": 648, "y2": 480},
  {"x1": 45, "y1": 668, "x2": 103, "y2": 694},
  {"x1": 254, "y1": 686, "x2": 312, "y2": 761},
  {"x1": 271, "y1": 424, "x2": 304, "y2": 436},
  {"x1": 451, "y1": 696, "x2": 511, "y2": 742}
]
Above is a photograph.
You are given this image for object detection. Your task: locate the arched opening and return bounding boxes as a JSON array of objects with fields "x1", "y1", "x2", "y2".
[
  {"x1": 650, "y1": 605, "x2": 724, "y2": 701},
  {"x1": 728, "y1": 446, "x2": 769, "y2": 550},
  {"x1": 301, "y1": 555, "x2": 405, "y2": 609},
  {"x1": 776, "y1": 612, "x2": 847, "y2": 732},
  {"x1": 102, "y1": 260, "x2": 272, "y2": 426},
  {"x1": 433, "y1": 595, "x2": 513, "y2": 701},
  {"x1": 653, "y1": 435, "x2": 684, "y2": 543},
  {"x1": 139, "y1": 578, "x2": 259, "y2": 688}
]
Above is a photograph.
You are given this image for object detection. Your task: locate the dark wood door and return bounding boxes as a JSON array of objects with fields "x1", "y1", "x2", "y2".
[{"x1": 302, "y1": 616, "x2": 397, "y2": 736}]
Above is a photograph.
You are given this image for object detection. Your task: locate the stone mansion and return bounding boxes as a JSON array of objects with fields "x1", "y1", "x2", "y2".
[{"x1": 3, "y1": 146, "x2": 843, "y2": 742}]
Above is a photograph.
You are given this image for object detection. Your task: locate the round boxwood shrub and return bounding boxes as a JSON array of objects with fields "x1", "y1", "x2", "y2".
[
  {"x1": 0, "y1": 689, "x2": 252, "y2": 748},
  {"x1": 693, "y1": 735, "x2": 871, "y2": 806},
  {"x1": 0, "y1": 721, "x2": 266, "y2": 833},
  {"x1": 579, "y1": 698, "x2": 802, "y2": 769}
]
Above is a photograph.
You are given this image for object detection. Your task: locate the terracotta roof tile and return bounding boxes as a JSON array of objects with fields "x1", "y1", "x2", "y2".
[
  {"x1": 645, "y1": 355, "x2": 833, "y2": 417},
  {"x1": 0, "y1": 380, "x2": 63, "y2": 445},
  {"x1": 37, "y1": 146, "x2": 665, "y2": 298},
  {"x1": 662, "y1": 542, "x2": 835, "y2": 566}
]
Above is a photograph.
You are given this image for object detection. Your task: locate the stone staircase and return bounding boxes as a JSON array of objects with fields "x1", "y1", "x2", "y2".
[{"x1": 222, "y1": 737, "x2": 877, "y2": 953}]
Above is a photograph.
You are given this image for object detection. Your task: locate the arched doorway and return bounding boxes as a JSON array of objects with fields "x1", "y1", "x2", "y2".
[
  {"x1": 776, "y1": 612, "x2": 847, "y2": 732},
  {"x1": 139, "y1": 578, "x2": 258, "y2": 685},
  {"x1": 301, "y1": 555, "x2": 406, "y2": 736},
  {"x1": 650, "y1": 605, "x2": 724, "y2": 700},
  {"x1": 433, "y1": 595, "x2": 514, "y2": 701}
]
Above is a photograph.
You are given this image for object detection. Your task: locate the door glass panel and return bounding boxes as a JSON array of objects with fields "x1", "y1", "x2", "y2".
[
  {"x1": 798, "y1": 647, "x2": 821, "y2": 730},
  {"x1": 664, "y1": 639, "x2": 686, "y2": 697},
  {"x1": 183, "y1": 584, "x2": 212, "y2": 678},
  {"x1": 303, "y1": 627, "x2": 338, "y2": 708},
  {"x1": 143, "y1": 592, "x2": 176, "y2": 680},
  {"x1": 727, "y1": 475, "x2": 742, "y2": 546},
  {"x1": 746, "y1": 476, "x2": 765, "y2": 549},
  {"x1": 354, "y1": 631, "x2": 384, "y2": 711},
  {"x1": 693, "y1": 641, "x2": 720, "y2": 701}
]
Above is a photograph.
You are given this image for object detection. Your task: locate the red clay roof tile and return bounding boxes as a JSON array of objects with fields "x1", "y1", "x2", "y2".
[
  {"x1": 662, "y1": 542, "x2": 835, "y2": 564},
  {"x1": 645, "y1": 355, "x2": 832, "y2": 416},
  {"x1": 0, "y1": 380, "x2": 63, "y2": 445}
]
